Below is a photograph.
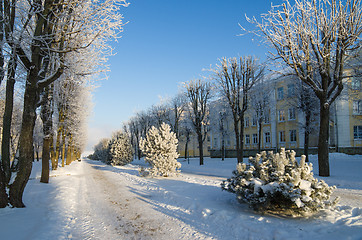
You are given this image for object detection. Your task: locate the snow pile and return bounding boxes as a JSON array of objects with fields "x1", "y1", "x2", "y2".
[
  {"x1": 109, "y1": 132, "x2": 133, "y2": 166},
  {"x1": 222, "y1": 148, "x2": 339, "y2": 217},
  {"x1": 139, "y1": 123, "x2": 181, "y2": 177}
]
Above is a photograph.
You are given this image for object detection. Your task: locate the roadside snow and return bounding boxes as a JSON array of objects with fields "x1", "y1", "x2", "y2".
[{"x1": 0, "y1": 153, "x2": 361, "y2": 240}]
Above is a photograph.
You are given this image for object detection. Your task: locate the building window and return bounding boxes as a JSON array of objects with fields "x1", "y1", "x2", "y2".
[
  {"x1": 351, "y1": 78, "x2": 361, "y2": 90},
  {"x1": 252, "y1": 134, "x2": 258, "y2": 144},
  {"x1": 245, "y1": 117, "x2": 249, "y2": 127},
  {"x1": 213, "y1": 138, "x2": 218, "y2": 148},
  {"x1": 353, "y1": 100, "x2": 362, "y2": 115},
  {"x1": 354, "y1": 126, "x2": 362, "y2": 140},
  {"x1": 278, "y1": 110, "x2": 285, "y2": 122},
  {"x1": 264, "y1": 132, "x2": 271, "y2": 143},
  {"x1": 279, "y1": 131, "x2": 286, "y2": 142},
  {"x1": 264, "y1": 111, "x2": 270, "y2": 124},
  {"x1": 245, "y1": 134, "x2": 250, "y2": 145},
  {"x1": 207, "y1": 136, "x2": 210, "y2": 142},
  {"x1": 290, "y1": 130, "x2": 297, "y2": 142},
  {"x1": 277, "y1": 87, "x2": 284, "y2": 100},
  {"x1": 252, "y1": 116, "x2": 257, "y2": 126},
  {"x1": 289, "y1": 108, "x2": 296, "y2": 120},
  {"x1": 287, "y1": 84, "x2": 295, "y2": 97}
]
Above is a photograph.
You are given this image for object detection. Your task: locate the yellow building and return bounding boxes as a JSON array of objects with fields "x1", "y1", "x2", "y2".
[
  {"x1": 180, "y1": 71, "x2": 362, "y2": 158},
  {"x1": 331, "y1": 74, "x2": 362, "y2": 152}
]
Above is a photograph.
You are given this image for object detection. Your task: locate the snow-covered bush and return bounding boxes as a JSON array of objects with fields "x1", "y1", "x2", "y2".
[
  {"x1": 108, "y1": 133, "x2": 134, "y2": 166},
  {"x1": 221, "y1": 148, "x2": 339, "y2": 217},
  {"x1": 139, "y1": 123, "x2": 181, "y2": 177}
]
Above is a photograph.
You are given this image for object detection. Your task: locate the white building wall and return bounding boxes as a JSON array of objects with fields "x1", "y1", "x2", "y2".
[
  {"x1": 298, "y1": 111, "x2": 305, "y2": 148},
  {"x1": 335, "y1": 97, "x2": 351, "y2": 147}
]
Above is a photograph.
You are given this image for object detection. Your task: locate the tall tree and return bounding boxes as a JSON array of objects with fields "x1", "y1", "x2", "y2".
[
  {"x1": 248, "y1": 79, "x2": 271, "y2": 152},
  {"x1": 170, "y1": 93, "x2": 187, "y2": 139},
  {"x1": 1, "y1": 0, "x2": 128, "y2": 207},
  {"x1": 251, "y1": 0, "x2": 362, "y2": 176},
  {"x1": 213, "y1": 57, "x2": 264, "y2": 163},
  {"x1": 184, "y1": 79, "x2": 212, "y2": 165},
  {"x1": 209, "y1": 98, "x2": 231, "y2": 161}
]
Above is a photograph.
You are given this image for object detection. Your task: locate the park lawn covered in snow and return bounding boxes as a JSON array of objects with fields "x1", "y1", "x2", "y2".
[{"x1": 0, "y1": 153, "x2": 361, "y2": 240}]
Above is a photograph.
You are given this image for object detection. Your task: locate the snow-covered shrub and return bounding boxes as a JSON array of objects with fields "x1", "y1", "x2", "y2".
[
  {"x1": 139, "y1": 122, "x2": 181, "y2": 177},
  {"x1": 108, "y1": 133, "x2": 134, "y2": 166},
  {"x1": 221, "y1": 148, "x2": 339, "y2": 217}
]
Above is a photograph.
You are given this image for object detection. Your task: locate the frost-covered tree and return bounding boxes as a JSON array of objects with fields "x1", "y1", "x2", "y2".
[
  {"x1": 212, "y1": 57, "x2": 264, "y2": 163},
  {"x1": 179, "y1": 118, "x2": 193, "y2": 160},
  {"x1": 109, "y1": 132, "x2": 134, "y2": 166},
  {"x1": 90, "y1": 138, "x2": 111, "y2": 162},
  {"x1": 127, "y1": 117, "x2": 142, "y2": 160},
  {"x1": 222, "y1": 148, "x2": 339, "y2": 217},
  {"x1": 0, "y1": 0, "x2": 129, "y2": 207},
  {"x1": 169, "y1": 93, "x2": 187, "y2": 139},
  {"x1": 209, "y1": 98, "x2": 232, "y2": 161},
  {"x1": 149, "y1": 103, "x2": 171, "y2": 129},
  {"x1": 250, "y1": 0, "x2": 362, "y2": 176},
  {"x1": 139, "y1": 123, "x2": 181, "y2": 177},
  {"x1": 248, "y1": 78, "x2": 272, "y2": 152},
  {"x1": 33, "y1": 116, "x2": 44, "y2": 162},
  {"x1": 184, "y1": 79, "x2": 212, "y2": 165}
]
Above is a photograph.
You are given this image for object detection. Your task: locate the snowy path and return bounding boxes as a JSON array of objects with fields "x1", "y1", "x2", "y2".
[
  {"x1": 49, "y1": 160, "x2": 209, "y2": 240},
  {"x1": 0, "y1": 154, "x2": 361, "y2": 240}
]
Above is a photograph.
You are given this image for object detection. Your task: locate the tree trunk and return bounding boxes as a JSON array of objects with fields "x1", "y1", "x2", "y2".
[
  {"x1": 40, "y1": 137, "x2": 51, "y2": 183},
  {"x1": 66, "y1": 140, "x2": 72, "y2": 165},
  {"x1": 304, "y1": 110, "x2": 311, "y2": 162},
  {"x1": 50, "y1": 134, "x2": 57, "y2": 170},
  {"x1": 197, "y1": 130, "x2": 204, "y2": 165},
  {"x1": 54, "y1": 127, "x2": 62, "y2": 169},
  {"x1": 61, "y1": 132, "x2": 66, "y2": 167},
  {"x1": 9, "y1": 81, "x2": 38, "y2": 208},
  {"x1": 184, "y1": 136, "x2": 189, "y2": 159},
  {"x1": 0, "y1": 167, "x2": 8, "y2": 207},
  {"x1": 318, "y1": 101, "x2": 330, "y2": 177},
  {"x1": 40, "y1": 88, "x2": 53, "y2": 183},
  {"x1": 258, "y1": 120, "x2": 262, "y2": 152},
  {"x1": 221, "y1": 137, "x2": 225, "y2": 161},
  {"x1": 234, "y1": 118, "x2": 242, "y2": 163},
  {"x1": 238, "y1": 117, "x2": 245, "y2": 163},
  {"x1": 1, "y1": 51, "x2": 17, "y2": 184}
]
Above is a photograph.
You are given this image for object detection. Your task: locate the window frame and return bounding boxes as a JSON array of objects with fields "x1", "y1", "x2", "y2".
[
  {"x1": 278, "y1": 110, "x2": 286, "y2": 122},
  {"x1": 279, "y1": 131, "x2": 286, "y2": 142},
  {"x1": 264, "y1": 132, "x2": 271, "y2": 143},
  {"x1": 277, "y1": 87, "x2": 284, "y2": 100},
  {"x1": 245, "y1": 117, "x2": 249, "y2": 127},
  {"x1": 353, "y1": 100, "x2": 362, "y2": 115},
  {"x1": 245, "y1": 134, "x2": 250, "y2": 145},
  {"x1": 354, "y1": 126, "x2": 362, "y2": 140},
  {"x1": 288, "y1": 108, "x2": 296, "y2": 120},
  {"x1": 252, "y1": 133, "x2": 258, "y2": 144},
  {"x1": 290, "y1": 129, "x2": 297, "y2": 142}
]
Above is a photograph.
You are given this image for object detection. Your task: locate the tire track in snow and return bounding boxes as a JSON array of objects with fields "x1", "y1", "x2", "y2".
[{"x1": 78, "y1": 160, "x2": 209, "y2": 240}]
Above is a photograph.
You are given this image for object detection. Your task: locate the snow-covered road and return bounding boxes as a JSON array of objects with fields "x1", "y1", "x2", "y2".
[
  {"x1": 50, "y1": 160, "x2": 209, "y2": 240},
  {"x1": 1, "y1": 154, "x2": 361, "y2": 240}
]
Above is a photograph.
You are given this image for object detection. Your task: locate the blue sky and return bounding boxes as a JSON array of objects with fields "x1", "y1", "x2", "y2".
[{"x1": 86, "y1": 0, "x2": 282, "y2": 153}]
